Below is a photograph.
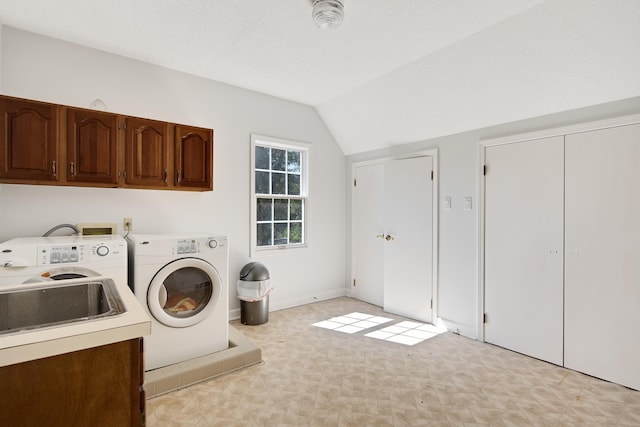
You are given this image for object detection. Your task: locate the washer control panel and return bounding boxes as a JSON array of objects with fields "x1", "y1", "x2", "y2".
[
  {"x1": 39, "y1": 240, "x2": 125, "y2": 265},
  {"x1": 176, "y1": 239, "x2": 199, "y2": 254},
  {"x1": 46, "y1": 245, "x2": 83, "y2": 264},
  {"x1": 173, "y1": 236, "x2": 227, "y2": 255}
]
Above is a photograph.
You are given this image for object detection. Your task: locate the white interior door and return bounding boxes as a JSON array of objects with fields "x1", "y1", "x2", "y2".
[
  {"x1": 383, "y1": 157, "x2": 433, "y2": 322},
  {"x1": 352, "y1": 163, "x2": 385, "y2": 306},
  {"x1": 564, "y1": 123, "x2": 640, "y2": 390},
  {"x1": 484, "y1": 137, "x2": 564, "y2": 365}
]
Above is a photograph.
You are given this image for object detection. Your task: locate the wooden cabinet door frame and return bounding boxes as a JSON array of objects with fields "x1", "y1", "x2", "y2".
[
  {"x1": 174, "y1": 125, "x2": 213, "y2": 190},
  {"x1": 66, "y1": 108, "x2": 120, "y2": 186},
  {"x1": 123, "y1": 117, "x2": 171, "y2": 189},
  {"x1": 0, "y1": 97, "x2": 60, "y2": 182}
]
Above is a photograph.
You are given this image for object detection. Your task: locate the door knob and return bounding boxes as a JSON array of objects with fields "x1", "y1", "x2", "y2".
[{"x1": 385, "y1": 234, "x2": 394, "y2": 241}]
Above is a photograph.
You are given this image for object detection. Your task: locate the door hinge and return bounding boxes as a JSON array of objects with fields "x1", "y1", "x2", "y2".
[
  {"x1": 353, "y1": 178, "x2": 357, "y2": 187},
  {"x1": 483, "y1": 165, "x2": 487, "y2": 176},
  {"x1": 353, "y1": 279, "x2": 356, "y2": 287},
  {"x1": 430, "y1": 299, "x2": 433, "y2": 309},
  {"x1": 430, "y1": 170, "x2": 434, "y2": 181},
  {"x1": 483, "y1": 313, "x2": 487, "y2": 324}
]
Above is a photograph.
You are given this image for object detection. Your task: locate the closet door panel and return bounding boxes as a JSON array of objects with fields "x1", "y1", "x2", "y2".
[
  {"x1": 484, "y1": 136, "x2": 564, "y2": 365},
  {"x1": 565, "y1": 123, "x2": 640, "y2": 391}
]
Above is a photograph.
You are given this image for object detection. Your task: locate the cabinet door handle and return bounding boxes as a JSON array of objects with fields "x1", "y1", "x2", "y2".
[
  {"x1": 51, "y1": 160, "x2": 56, "y2": 176},
  {"x1": 69, "y1": 162, "x2": 75, "y2": 177},
  {"x1": 177, "y1": 170, "x2": 182, "y2": 184},
  {"x1": 164, "y1": 169, "x2": 168, "y2": 183}
]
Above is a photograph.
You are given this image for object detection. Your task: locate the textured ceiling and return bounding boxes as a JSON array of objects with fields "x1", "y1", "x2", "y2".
[
  {"x1": 1, "y1": 0, "x2": 639, "y2": 154},
  {"x1": 0, "y1": 0, "x2": 546, "y2": 105}
]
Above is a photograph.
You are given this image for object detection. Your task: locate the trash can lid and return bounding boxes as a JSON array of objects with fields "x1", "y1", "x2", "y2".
[{"x1": 240, "y1": 261, "x2": 270, "y2": 281}]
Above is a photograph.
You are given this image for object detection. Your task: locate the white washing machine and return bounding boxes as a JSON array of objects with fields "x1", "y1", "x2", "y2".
[
  {"x1": 127, "y1": 233, "x2": 229, "y2": 371},
  {"x1": 0, "y1": 235, "x2": 128, "y2": 288}
]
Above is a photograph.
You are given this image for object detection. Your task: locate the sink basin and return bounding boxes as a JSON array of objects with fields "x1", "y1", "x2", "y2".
[{"x1": 0, "y1": 279, "x2": 126, "y2": 336}]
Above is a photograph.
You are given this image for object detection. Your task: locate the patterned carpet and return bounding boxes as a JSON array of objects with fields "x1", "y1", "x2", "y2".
[{"x1": 146, "y1": 297, "x2": 640, "y2": 426}]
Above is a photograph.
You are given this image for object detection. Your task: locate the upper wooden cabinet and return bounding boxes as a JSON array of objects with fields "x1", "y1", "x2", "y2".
[
  {"x1": 123, "y1": 117, "x2": 171, "y2": 189},
  {"x1": 67, "y1": 108, "x2": 119, "y2": 186},
  {"x1": 175, "y1": 125, "x2": 213, "y2": 191},
  {"x1": 0, "y1": 95, "x2": 213, "y2": 191},
  {"x1": 0, "y1": 97, "x2": 60, "y2": 182}
]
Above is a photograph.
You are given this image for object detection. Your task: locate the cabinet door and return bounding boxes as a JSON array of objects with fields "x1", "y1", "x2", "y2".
[
  {"x1": 565, "y1": 123, "x2": 640, "y2": 391},
  {"x1": 124, "y1": 117, "x2": 170, "y2": 188},
  {"x1": 484, "y1": 136, "x2": 564, "y2": 365},
  {"x1": 0, "y1": 97, "x2": 59, "y2": 182},
  {"x1": 174, "y1": 125, "x2": 213, "y2": 190},
  {"x1": 0, "y1": 339, "x2": 143, "y2": 426},
  {"x1": 66, "y1": 108, "x2": 119, "y2": 186}
]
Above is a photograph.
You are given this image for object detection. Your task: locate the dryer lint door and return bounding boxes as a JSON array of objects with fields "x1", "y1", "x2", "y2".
[{"x1": 147, "y1": 258, "x2": 221, "y2": 327}]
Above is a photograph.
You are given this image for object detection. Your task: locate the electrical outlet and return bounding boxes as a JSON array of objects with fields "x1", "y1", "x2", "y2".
[{"x1": 123, "y1": 217, "x2": 133, "y2": 232}]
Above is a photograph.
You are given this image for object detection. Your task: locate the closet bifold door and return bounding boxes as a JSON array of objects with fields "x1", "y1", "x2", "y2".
[
  {"x1": 564, "y1": 123, "x2": 640, "y2": 391},
  {"x1": 484, "y1": 136, "x2": 564, "y2": 365}
]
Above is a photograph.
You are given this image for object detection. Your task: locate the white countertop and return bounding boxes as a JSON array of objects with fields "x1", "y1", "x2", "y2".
[{"x1": 0, "y1": 276, "x2": 151, "y2": 367}]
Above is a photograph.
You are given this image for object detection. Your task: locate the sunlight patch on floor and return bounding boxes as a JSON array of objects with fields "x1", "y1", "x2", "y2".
[
  {"x1": 365, "y1": 321, "x2": 445, "y2": 345},
  {"x1": 312, "y1": 312, "x2": 394, "y2": 334},
  {"x1": 311, "y1": 313, "x2": 445, "y2": 345}
]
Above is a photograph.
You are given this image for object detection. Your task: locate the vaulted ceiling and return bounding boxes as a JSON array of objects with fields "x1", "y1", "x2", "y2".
[{"x1": 1, "y1": 0, "x2": 639, "y2": 154}]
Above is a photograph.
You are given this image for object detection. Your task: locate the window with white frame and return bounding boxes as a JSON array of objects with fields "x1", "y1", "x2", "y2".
[{"x1": 251, "y1": 135, "x2": 308, "y2": 252}]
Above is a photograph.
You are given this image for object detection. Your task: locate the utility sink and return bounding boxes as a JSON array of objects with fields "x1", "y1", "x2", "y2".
[{"x1": 0, "y1": 279, "x2": 126, "y2": 336}]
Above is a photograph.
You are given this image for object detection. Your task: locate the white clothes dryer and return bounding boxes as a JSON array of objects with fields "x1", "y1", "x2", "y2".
[
  {"x1": 127, "y1": 233, "x2": 229, "y2": 371},
  {"x1": 0, "y1": 235, "x2": 128, "y2": 289}
]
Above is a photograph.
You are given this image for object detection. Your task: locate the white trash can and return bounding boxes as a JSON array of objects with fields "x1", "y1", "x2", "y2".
[{"x1": 237, "y1": 262, "x2": 272, "y2": 325}]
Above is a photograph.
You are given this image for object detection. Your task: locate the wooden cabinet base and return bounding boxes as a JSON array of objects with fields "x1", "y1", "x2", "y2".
[{"x1": 0, "y1": 339, "x2": 144, "y2": 427}]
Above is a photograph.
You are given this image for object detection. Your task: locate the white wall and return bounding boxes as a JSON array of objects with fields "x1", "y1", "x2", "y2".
[
  {"x1": 347, "y1": 96, "x2": 640, "y2": 340},
  {"x1": 0, "y1": 26, "x2": 347, "y2": 317},
  {"x1": 322, "y1": 0, "x2": 640, "y2": 155}
]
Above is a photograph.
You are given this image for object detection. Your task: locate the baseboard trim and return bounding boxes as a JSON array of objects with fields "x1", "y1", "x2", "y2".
[{"x1": 229, "y1": 287, "x2": 347, "y2": 321}]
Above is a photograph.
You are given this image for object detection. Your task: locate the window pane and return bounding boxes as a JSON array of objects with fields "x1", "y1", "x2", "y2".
[
  {"x1": 290, "y1": 223, "x2": 302, "y2": 244},
  {"x1": 257, "y1": 198, "x2": 272, "y2": 221},
  {"x1": 272, "y1": 172, "x2": 286, "y2": 194},
  {"x1": 274, "y1": 199, "x2": 288, "y2": 221},
  {"x1": 288, "y1": 174, "x2": 300, "y2": 195},
  {"x1": 255, "y1": 146, "x2": 270, "y2": 170},
  {"x1": 290, "y1": 199, "x2": 302, "y2": 220},
  {"x1": 274, "y1": 223, "x2": 288, "y2": 245},
  {"x1": 257, "y1": 223, "x2": 272, "y2": 246},
  {"x1": 287, "y1": 151, "x2": 301, "y2": 173},
  {"x1": 256, "y1": 171, "x2": 270, "y2": 194},
  {"x1": 271, "y1": 149, "x2": 286, "y2": 171}
]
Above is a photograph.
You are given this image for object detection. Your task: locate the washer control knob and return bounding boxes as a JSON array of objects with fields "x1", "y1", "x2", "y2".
[
  {"x1": 96, "y1": 245, "x2": 110, "y2": 256},
  {"x1": 208, "y1": 239, "x2": 218, "y2": 249}
]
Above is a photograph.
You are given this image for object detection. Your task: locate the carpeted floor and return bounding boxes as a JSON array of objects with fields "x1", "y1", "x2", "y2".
[{"x1": 146, "y1": 297, "x2": 640, "y2": 426}]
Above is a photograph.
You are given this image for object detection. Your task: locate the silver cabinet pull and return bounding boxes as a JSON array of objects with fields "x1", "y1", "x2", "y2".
[
  {"x1": 69, "y1": 162, "x2": 75, "y2": 177},
  {"x1": 164, "y1": 169, "x2": 168, "y2": 183},
  {"x1": 51, "y1": 160, "x2": 56, "y2": 176}
]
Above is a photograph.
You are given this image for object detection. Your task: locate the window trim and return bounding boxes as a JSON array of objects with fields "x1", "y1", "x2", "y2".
[{"x1": 250, "y1": 134, "x2": 310, "y2": 256}]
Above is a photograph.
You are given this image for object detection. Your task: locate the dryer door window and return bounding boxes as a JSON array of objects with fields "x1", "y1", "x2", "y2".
[{"x1": 147, "y1": 258, "x2": 221, "y2": 328}]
